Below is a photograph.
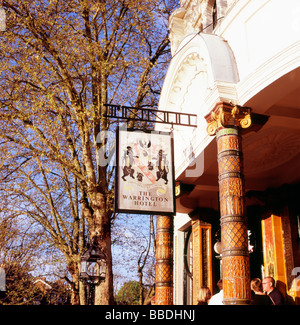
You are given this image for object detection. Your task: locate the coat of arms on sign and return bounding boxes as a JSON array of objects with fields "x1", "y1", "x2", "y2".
[{"x1": 116, "y1": 128, "x2": 175, "y2": 215}]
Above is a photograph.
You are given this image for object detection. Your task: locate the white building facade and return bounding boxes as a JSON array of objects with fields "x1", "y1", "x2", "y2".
[{"x1": 156, "y1": 0, "x2": 300, "y2": 305}]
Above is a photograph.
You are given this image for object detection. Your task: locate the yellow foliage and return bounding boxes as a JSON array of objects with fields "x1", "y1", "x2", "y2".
[{"x1": 0, "y1": 0, "x2": 178, "y2": 305}]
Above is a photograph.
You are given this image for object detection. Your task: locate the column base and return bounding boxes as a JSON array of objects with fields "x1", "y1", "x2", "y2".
[
  {"x1": 223, "y1": 298, "x2": 251, "y2": 305},
  {"x1": 154, "y1": 286, "x2": 173, "y2": 305}
]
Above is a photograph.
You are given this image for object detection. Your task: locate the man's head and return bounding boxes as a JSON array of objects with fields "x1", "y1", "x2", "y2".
[{"x1": 262, "y1": 276, "x2": 275, "y2": 293}]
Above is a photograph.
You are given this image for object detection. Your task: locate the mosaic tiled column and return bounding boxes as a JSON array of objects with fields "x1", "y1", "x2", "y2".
[
  {"x1": 155, "y1": 214, "x2": 173, "y2": 305},
  {"x1": 206, "y1": 102, "x2": 252, "y2": 305}
]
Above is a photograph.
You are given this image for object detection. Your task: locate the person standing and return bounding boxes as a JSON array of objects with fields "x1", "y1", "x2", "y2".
[
  {"x1": 262, "y1": 277, "x2": 285, "y2": 305},
  {"x1": 197, "y1": 286, "x2": 212, "y2": 305},
  {"x1": 250, "y1": 278, "x2": 273, "y2": 305},
  {"x1": 208, "y1": 279, "x2": 223, "y2": 305}
]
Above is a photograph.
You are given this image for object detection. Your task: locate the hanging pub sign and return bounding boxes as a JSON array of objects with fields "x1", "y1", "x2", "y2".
[{"x1": 115, "y1": 128, "x2": 176, "y2": 215}]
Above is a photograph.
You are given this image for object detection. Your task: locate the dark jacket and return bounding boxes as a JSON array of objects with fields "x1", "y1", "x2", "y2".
[{"x1": 268, "y1": 288, "x2": 285, "y2": 305}]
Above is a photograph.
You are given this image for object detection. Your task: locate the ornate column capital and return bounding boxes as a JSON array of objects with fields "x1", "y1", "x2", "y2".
[{"x1": 205, "y1": 102, "x2": 252, "y2": 136}]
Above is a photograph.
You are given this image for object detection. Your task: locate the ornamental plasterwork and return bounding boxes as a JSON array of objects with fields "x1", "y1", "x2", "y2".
[
  {"x1": 168, "y1": 52, "x2": 210, "y2": 114},
  {"x1": 166, "y1": 52, "x2": 211, "y2": 176},
  {"x1": 169, "y1": 0, "x2": 204, "y2": 55},
  {"x1": 170, "y1": 0, "x2": 217, "y2": 55},
  {"x1": 169, "y1": 0, "x2": 238, "y2": 55},
  {"x1": 184, "y1": 0, "x2": 203, "y2": 32}
]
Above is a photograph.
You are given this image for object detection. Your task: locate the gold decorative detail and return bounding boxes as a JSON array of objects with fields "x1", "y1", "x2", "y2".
[
  {"x1": 205, "y1": 103, "x2": 252, "y2": 136},
  {"x1": 231, "y1": 105, "x2": 239, "y2": 117},
  {"x1": 240, "y1": 113, "x2": 252, "y2": 129},
  {"x1": 175, "y1": 181, "x2": 181, "y2": 197},
  {"x1": 206, "y1": 120, "x2": 218, "y2": 136}
]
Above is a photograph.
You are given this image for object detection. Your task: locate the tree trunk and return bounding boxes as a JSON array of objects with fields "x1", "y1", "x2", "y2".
[
  {"x1": 89, "y1": 189, "x2": 114, "y2": 305},
  {"x1": 138, "y1": 266, "x2": 144, "y2": 305},
  {"x1": 68, "y1": 261, "x2": 80, "y2": 305}
]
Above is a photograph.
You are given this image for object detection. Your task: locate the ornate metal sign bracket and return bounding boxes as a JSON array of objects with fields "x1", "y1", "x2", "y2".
[{"x1": 103, "y1": 103, "x2": 197, "y2": 127}]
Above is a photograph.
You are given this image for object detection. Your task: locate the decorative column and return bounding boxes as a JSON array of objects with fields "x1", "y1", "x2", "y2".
[
  {"x1": 155, "y1": 215, "x2": 173, "y2": 305},
  {"x1": 191, "y1": 218, "x2": 213, "y2": 305},
  {"x1": 206, "y1": 102, "x2": 252, "y2": 304}
]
